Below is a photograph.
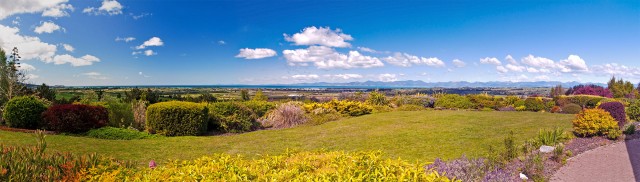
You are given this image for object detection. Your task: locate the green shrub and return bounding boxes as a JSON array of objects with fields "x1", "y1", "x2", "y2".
[
  {"x1": 146, "y1": 101, "x2": 208, "y2": 136},
  {"x1": 627, "y1": 100, "x2": 640, "y2": 121},
  {"x1": 366, "y1": 91, "x2": 389, "y2": 106},
  {"x1": 303, "y1": 100, "x2": 373, "y2": 116},
  {"x1": 467, "y1": 94, "x2": 500, "y2": 109},
  {"x1": 503, "y1": 95, "x2": 522, "y2": 106},
  {"x1": 434, "y1": 94, "x2": 473, "y2": 109},
  {"x1": 524, "y1": 97, "x2": 545, "y2": 112},
  {"x1": 81, "y1": 151, "x2": 454, "y2": 181},
  {"x1": 623, "y1": 124, "x2": 636, "y2": 135},
  {"x1": 86, "y1": 127, "x2": 157, "y2": 140},
  {"x1": 566, "y1": 95, "x2": 607, "y2": 108},
  {"x1": 208, "y1": 102, "x2": 258, "y2": 133},
  {"x1": 572, "y1": 109, "x2": 620, "y2": 138},
  {"x1": 562, "y1": 103, "x2": 582, "y2": 114},
  {"x1": 390, "y1": 94, "x2": 434, "y2": 108},
  {"x1": 2, "y1": 96, "x2": 48, "y2": 129},
  {"x1": 103, "y1": 98, "x2": 135, "y2": 128},
  {"x1": 242, "y1": 100, "x2": 275, "y2": 117},
  {"x1": 514, "y1": 99, "x2": 526, "y2": 108}
]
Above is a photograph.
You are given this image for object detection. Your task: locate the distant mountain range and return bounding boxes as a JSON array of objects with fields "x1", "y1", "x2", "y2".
[{"x1": 290, "y1": 80, "x2": 606, "y2": 88}]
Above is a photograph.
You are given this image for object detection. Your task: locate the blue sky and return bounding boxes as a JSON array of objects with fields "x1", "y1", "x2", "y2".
[{"x1": 0, "y1": 0, "x2": 638, "y2": 86}]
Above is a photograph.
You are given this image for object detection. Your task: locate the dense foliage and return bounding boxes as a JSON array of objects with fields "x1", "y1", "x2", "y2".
[
  {"x1": 597, "y1": 102, "x2": 626, "y2": 128},
  {"x1": 242, "y1": 100, "x2": 275, "y2": 117},
  {"x1": 146, "y1": 101, "x2": 208, "y2": 136},
  {"x1": 607, "y1": 76, "x2": 637, "y2": 98},
  {"x1": 42, "y1": 104, "x2": 108, "y2": 133},
  {"x1": 86, "y1": 127, "x2": 157, "y2": 140},
  {"x1": 303, "y1": 99, "x2": 373, "y2": 116},
  {"x1": 260, "y1": 102, "x2": 308, "y2": 129},
  {"x1": 2, "y1": 96, "x2": 47, "y2": 129},
  {"x1": 208, "y1": 102, "x2": 258, "y2": 133},
  {"x1": 391, "y1": 94, "x2": 434, "y2": 108},
  {"x1": 567, "y1": 85, "x2": 613, "y2": 98},
  {"x1": 627, "y1": 99, "x2": 640, "y2": 121},
  {"x1": 524, "y1": 97, "x2": 545, "y2": 112},
  {"x1": 81, "y1": 151, "x2": 455, "y2": 181},
  {"x1": 572, "y1": 109, "x2": 620, "y2": 139},
  {"x1": 434, "y1": 94, "x2": 473, "y2": 109},
  {"x1": 366, "y1": 91, "x2": 389, "y2": 106},
  {"x1": 466, "y1": 94, "x2": 502, "y2": 110},
  {"x1": 562, "y1": 103, "x2": 582, "y2": 114}
]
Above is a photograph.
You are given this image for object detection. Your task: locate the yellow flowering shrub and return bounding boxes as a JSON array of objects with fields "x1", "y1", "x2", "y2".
[
  {"x1": 303, "y1": 99, "x2": 373, "y2": 116},
  {"x1": 572, "y1": 108, "x2": 619, "y2": 138}
]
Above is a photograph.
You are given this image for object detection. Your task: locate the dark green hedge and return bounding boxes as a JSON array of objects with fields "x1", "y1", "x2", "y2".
[
  {"x1": 146, "y1": 101, "x2": 208, "y2": 136},
  {"x1": 2, "y1": 96, "x2": 47, "y2": 129}
]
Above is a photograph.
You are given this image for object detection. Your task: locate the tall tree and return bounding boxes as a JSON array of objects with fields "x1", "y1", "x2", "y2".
[
  {"x1": 0, "y1": 47, "x2": 27, "y2": 105},
  {"x1": 36, "y1": 83, "x2": 56, "y2": 102}
]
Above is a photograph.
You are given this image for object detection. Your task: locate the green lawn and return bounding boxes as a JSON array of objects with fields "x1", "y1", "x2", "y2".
[{"x1": 0, "y1": 110, "x2": 573, "y2": 164}]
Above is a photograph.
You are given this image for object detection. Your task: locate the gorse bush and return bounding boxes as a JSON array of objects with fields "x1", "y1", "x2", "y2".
[
  {"x1": 146, "y1": 101, "x2": 208, "y2": 136},
  {"x1": 2, "y1": 96, "x2": 47, "y2": 129},
  {"x1": 467, "y1": 94, "x2": 501, "y2": 109},
  {"x1": 208, "y1": 102, "x2": 258, "y2": 133},
  {"x1": 434, "y1": 94, "x2": 473, "y2": 109},
  {"x1": 597, "y1": 102, "x2": 626, "y2": 128},
  {"x1": 242, "y1": 100, "x2": 275, "y2": 117},
  {"x1": 86, "y1": 127, "x2": 157, "y2": 140},
  {"x1": 306, "y1": 108, "x2": 343, "y2": 125},
  {"x1": 562, "y1": 103, "x2": 582, "y2": 114},
  {"x1": 303, "y1": 99, "x2": 373, "y2": 116},
  {"x1": 42, "y1": 104, "x2": 108, "y2": 133},
  {"x1": 524, "y1": 97, "x2": 545, "y2": 112},
  {"x1": 81, "y1": 151, "x2": 456, "y2": 181},
  {"x1": 502, "y1": 95, "x2": 521, "y2": 106},
  {"x1": 572, "y1": 109, "x2": 620, "y2": 138},
  {"x1": 260, "y1": 102, "x2": 308, "y2": 129},
  {"x1": 366, "y1": 91, "x2": 389, "y2": 106},
  {"x1": 627, "y1": 100, "x2": 640, "y2": 121}
]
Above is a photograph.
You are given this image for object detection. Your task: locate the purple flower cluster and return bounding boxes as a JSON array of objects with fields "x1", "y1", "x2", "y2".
[
  {"x1": 598, "y1": 102, "x2": 626, "y2": 128},
  {"x1": 570, "y1": 85, "x2": 613, "y2": 98}
]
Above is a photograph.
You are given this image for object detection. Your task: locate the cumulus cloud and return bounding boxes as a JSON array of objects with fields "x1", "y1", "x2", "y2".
[
  {"x1": 61, "y1": 43, "x2": 74, "y2": 52},
  {"x1": 83, "y1": 0, "x2": 123, "y2": 15},
  {"x1": 282, "y1": 46, "x2": 383, "y2": 69},
  {"x1": 326, "y1": 74, "x2": 363, "y2": 80},
  {"x1": 505, "y1": 55, "x2": 518, "y2": 65},
  {"x1": 0, "y1": 24, "x2": 57, "y2": 62},
  {"x1": 591, "y1": 63, "x2": 640, "y2": 78},
  {"x1": 115, "y1": 36, "x2": 135, "y2": 42},
  {"x1": 17, "y1": 62, "x2": 36, "y2": 71},
  {"x1": 284, "y1": 26, "x2": 353, "y2": 47},
  {"x1": 558, "y1": 55, "x2": 588, "y2": 72},
  {"x1": 42, "y1": 3, "x2": 74, "y2": 18},
  {"x1": 26, "y1": 73, "x2": 39, "y2": 80},
  {"x1": 34, "y1": 21, "x2": 62, "y2": 34},
  {"x1": 291, "y1": 74, "x2": 319, "y2": 80},
  {"x1": 452, "y1": 59, "x2": 466, "y2": 68},
  {"x1": 51, "y1": 54, "x2": 100, "y2": 66},
  {"x1": 521, "y1": 54, "x2": 555, "y2": 69},
  {"x1": 82, "y1": 72, "x2": 108, "y2": 80},
  {"x1": 505, "y1": 64, "x2": 525, "y2": 72},
  {"x1": 357, "y1": 47, "x2": 377, "y2": 53},
  {"x1": 135, "y1": 37, "x2": 163, "y2": 49},
  {"x1": 235, "y1": 48, "x2": 277, "y2": 59},
  {"x1": 0, "y1": 0, "x2": 68, "y2": 20},
  {"x1": 383, "y1": 52, "x2": 445, "y2": 67},
  {"x1": 144, "y1": 50, "x2": 156, "y2": 56},
  {"x1": 378, "y1": 74, "x2": 398, "y2": 82},
  {"x1": 480, "y1": 57, "x2": 501, "y2": 65},
  {"x1": 496, "y1": 66, "x2": 508, "y2": 73}
]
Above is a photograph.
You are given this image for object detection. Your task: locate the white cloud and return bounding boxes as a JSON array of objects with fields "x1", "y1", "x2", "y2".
[
  {"x1": 291, "y1": 74, "x2": 319, "y2": 80},
  {"x1": 505, "y1": 55, "x2": 518, "y2": 65},
  {"x1": 82, "y1": 72, "x2": 101, "y2": 76},
  {"x1": 526, "y1": 67, "x2": 551, "y2": 73},
  {"x1": 383, "y1": 52, "x2": 445, "y2": 67},
  {"x1": 558, "y1": 55, "x2": 588, "y2": 72},
  {"x1": 0, "y1": 0, "x2": 68, "y2": 20},
  {"x1": 42, "y1": 3, "x2": 73, "y2": 18},
  {"x1": 82, "y1": 72, "x2": 108, "y2": 80},
  {"x1": 115, "y1": 36, "x2": 135, "y2": 42},
  {"x1": 452, "y1": 59, "x2": 466, "y2": 68},
  {"x1": 0, "y1": 24, "x2": 57, "y2": 62},
  {"x1": 534, "y1": 75, "x2": 550, "y2": 81},
  {"x1": 496, "y1": 66, "x2": 508, "y2": 73},
  {"x1": 130, "y1": 12, "x2": 150, "y2": 20},
  {"x1": 34, "y1": 21, "x2": 62, "y2": 34},
  {"x1": 218, "y1": 40, "x2": 226, "y2": 45},
  {"x1": 480, "y1": 57, "x2": 501, "y2": 65},
  {"x1": 144, "y1": 49, "x2": 156, "y2": 56},
  {"x1": 61, "y1": 43, "x2": 74, "y2": 52},
  {"x1": 505, "y1": 64, "x2": 525, "y2": 72},
  {"x1": 83, "y1": 0, "x2": 123, "y2": 15},
  {"x1": 591, "y1": 63, "x2": 640, "y2": 78},
  {"x1": 284, "y1": 26, "x2": 353, "y2": 47},
  {"x1": 235, "y1": 48, "x2": 277, "y2": 59},
  {"x1": 25, "y1": 73, "x2": 39, "y2": 80},
  {"x1": 283, "y1": 46, "x2": 383, "y2": 69},
  {"x1": 357, "y1": 47, "x2": 377, "y2": 53},
  {"x1": 135, "y1": 37, "x2": 163, "y2": 49},
  {"x1": 521, "y1": 54, "x2": 555, "y2": 69},
  {"x1": 17, "y1": 62, "x2": 36, "y2": 71},
  {"x1": 378, "y1": 74, "x2": 397, "y2": 82},
  {"x1": 328, "y1": 74, "x2": 363, "y2": 80},
  {"x1": 51, "y1": 54, "x2": 100, "y2": 66}
]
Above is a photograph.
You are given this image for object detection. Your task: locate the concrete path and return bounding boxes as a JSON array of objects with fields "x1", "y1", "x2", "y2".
[{"x1": 551, "y1": 139, "x2": 640, "y2": 182}]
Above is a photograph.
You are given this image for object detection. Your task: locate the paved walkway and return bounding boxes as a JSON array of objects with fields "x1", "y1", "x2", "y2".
[{"x1": 551, "y1": 139, "x2": 640, "y2": 182}]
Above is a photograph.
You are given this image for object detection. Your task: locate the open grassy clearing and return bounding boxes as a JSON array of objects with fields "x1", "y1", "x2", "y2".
[{"x1": 0, "y1": 110, "x2": 573, "y2": 164}]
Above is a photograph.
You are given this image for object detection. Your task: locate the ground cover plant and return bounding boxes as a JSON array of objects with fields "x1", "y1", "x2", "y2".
[
  {"x1": 86, "y1": 127, "x2": 157, "y2": 140},
  {"x1": 0, "y1": 110, "x2": 573, "y2": 164}
]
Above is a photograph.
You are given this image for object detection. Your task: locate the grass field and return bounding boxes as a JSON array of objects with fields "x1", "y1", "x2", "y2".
[{"x1": 0, "y1": 110, "x2": 573, "y2": 164}]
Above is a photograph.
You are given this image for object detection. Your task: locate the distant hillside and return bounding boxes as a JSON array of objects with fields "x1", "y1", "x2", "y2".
[{"x1": 291, "y1": 80, "x2": 606, "y2": 88}]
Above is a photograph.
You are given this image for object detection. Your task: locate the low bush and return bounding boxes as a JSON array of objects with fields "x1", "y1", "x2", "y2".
[
  {"x1": 597, "y1": 102, "x2": 626, "y2": 128},
  {"x1": 624, "y1": 124, "x2": 636, "y2": 135},
  {"x1": 566, "y1": 95, "x2": 607, "y2": 109},
  {"x1": 85, "y1": 127, "x2": 156, "y2": 140},
  {"x1": 146, "y1": 101, "x2": 208, "y2": 136},
  {"x1": 537, "y1": 128, "x2": 570, "y2": 146},
  {"x1": 550, "y1": 106, "x2": 562, "y2": 113},
  {"x1": 562, "y1": 103, "x2": 582, "y2": 114},
  {"x1": 390, "y1": 94, "x2": 434, "y2": 108},
  {"x1": 2, "y1": 96, "x2": 48, "y2": 129},
  {"x1": 103, "y1": 98, "x2": 135, "y2": 128},
  {"x1": 524, "y1": 97, "x2": 545, "y2": 112},
  {"x1": 627, "y1": 100, "x2": 640, "y2": 121},
  {"x1": 242, "y1": 100, "x2": 275, "y2": 117},
  {"x1": 514, "y1": 99, "x2": 526, "y2": 108},
  {"x1": 434, "y1": 94, "x2": 473, "y2": 109},
  {"x1": 81, "y1": 151, "x2": 454, "y2": 181},
  {"x1": 260, "y1": 102, "x2": 307, "y2": 129},
  {"x1": 208, "y1": 102, "x2": 258, "y2": 133},
  {"x1": 366, "y1": 91, "x2": 389, "y2": 106},
  {"x1": 42, "y1": 104, "x2": 108, "y2": 133},
  {"x1": 467, "y1": 94, "x2": 501, "y2": 109},
  {"x1": 303, "y1": 99, "x2": 373, "y2": 116},
  {"x1": 502, "y1": 95, "x2": 522, "y2": 106},
  {"x1": 572, "y1": 109, "x2": 620, "y2": 138}
]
